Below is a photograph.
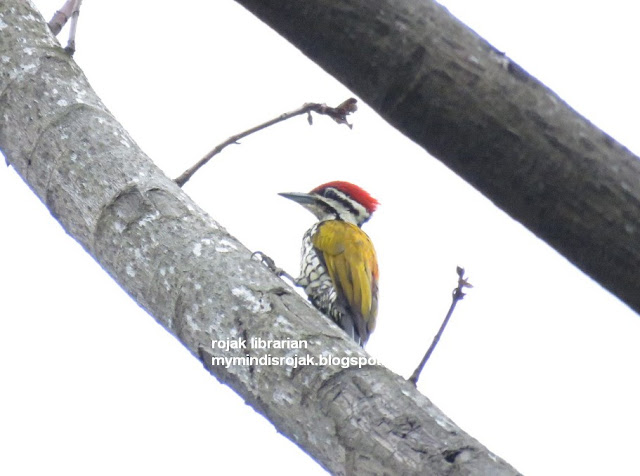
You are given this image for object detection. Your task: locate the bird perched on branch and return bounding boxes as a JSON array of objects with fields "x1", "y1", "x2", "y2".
[{"x1": 279, "y1": 181, "x2": 379, "y2": 346}]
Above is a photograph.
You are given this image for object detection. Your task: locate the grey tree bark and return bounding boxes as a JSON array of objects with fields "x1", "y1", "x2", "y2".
[
  {"x1": 233, "y1": 0, "x2": 640, "y2": 316},
  {"x1": 0, "y1": 2, "x2": 518, "y2": 476}
]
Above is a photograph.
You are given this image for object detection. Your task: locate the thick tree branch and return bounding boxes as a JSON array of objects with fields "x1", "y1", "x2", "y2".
[
  {"x1": 233, "y1": 0, "x2": 640, "y2": 317},
  {"x1": 0, "y1": 3, "x2": 518, "y2": 475}
]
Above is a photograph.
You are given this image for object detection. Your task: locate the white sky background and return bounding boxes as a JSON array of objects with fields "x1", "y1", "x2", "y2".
[{"x1": 2, "y1": 1, "x2": 640, "y2": 474}]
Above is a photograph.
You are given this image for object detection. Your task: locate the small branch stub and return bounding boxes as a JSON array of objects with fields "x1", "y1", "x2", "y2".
[
  {"x1": 174, "y1": 98, "x2": 358, "y2": 187},
  {"x1": 409, "y1": 266, "x2": 473, "y2": 386}
]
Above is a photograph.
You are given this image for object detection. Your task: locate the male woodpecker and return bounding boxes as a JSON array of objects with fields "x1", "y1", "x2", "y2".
[{"x1": 280, "y1": 181, "x2": 379, "y2": 346}]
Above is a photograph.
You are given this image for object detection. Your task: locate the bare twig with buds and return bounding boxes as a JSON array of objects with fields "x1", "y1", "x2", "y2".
[
  {"x1": 48, "y1": 0, "x2": 83, "y2": 55},
  {"x1": 409, "y1": 267, "x2": 473, "y2": 386},
  {"x1": 174, "y1": 98, "x2": 358, "y2": 187}
]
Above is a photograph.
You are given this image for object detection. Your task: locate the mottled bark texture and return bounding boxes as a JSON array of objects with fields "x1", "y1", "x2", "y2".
[
  {"x1": 0, "y1": 2, "x2": 518, "y2": 476},
  {"x1": 234, "y1": 0, "x2": 640, "y2": 316}
]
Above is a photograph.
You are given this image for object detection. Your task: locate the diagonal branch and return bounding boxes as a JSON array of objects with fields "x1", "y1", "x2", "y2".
[
  {"x1": 2, "y1": 4, "x2": 519, "y2": 475},
  {"x1": 47, "y1": 0, "x2": 83, "y2": 54},
  {"x1": 174, "y1": 98, "x2": 357, "y2": 187},
  {"x1": 233, "y1": 0, "x2": 640, "y2": 318},
  {"x1": 48, "y1": 0, "x2": 76, "y2": 35}
]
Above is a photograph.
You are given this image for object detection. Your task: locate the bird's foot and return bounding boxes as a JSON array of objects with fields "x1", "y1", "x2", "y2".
[{"x1": 252, "y1": 251, "x2": 296, "y2": 283}]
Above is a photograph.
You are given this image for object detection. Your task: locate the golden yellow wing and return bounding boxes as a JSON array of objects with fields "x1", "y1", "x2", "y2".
[{"x1": 312, "y1": 220, "x2": 379, "y2": 342}]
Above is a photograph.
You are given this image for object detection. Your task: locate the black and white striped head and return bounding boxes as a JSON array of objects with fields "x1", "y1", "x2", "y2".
[{"x1": 279, "y1": 181, "x2": 379, "y2": 227}]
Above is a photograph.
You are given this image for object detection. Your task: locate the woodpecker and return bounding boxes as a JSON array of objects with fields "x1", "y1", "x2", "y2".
[{"x1": 280, "y1": 181, "x2": 379, "y2": 346}]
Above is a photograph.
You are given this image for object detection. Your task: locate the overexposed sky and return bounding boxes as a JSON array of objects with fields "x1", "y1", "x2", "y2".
[{"x1": 2, "y1": 1, "x2": 640, "y2": 474}]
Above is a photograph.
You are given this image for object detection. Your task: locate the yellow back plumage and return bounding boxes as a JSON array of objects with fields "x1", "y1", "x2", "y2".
[{"x1": 311, "y1": 220, "x2": 379, "y2": 339}]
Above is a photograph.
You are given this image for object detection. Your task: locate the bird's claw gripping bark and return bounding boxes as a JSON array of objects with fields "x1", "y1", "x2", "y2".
[{"x1": 251, "y1": 251, "x2": 296, "y2": 283}]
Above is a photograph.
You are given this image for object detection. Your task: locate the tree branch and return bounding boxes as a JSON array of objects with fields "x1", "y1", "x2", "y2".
[
  {"x1": 1, "y1": 3, "x2": 518, "y2": 475},
  {"x1": 48, "y1": 0, "x2": 76, "y2": 35},
  {"x1": 48, "y1": 0, "x2": 82, "y2": 54},
  {"x1": 409, "y1": 267, "x2": 472, "y2": 386},
  {"x1": 64, "y1": 0, "x2": 82, "y2": 55},
  {"x1": 175, "y1": 98, "x2": 357, "y2": 187},
  {"x1": 233, "y1": 0, "x2": 640, "y2": 317}
]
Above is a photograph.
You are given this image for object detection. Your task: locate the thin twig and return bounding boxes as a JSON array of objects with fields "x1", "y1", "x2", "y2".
[
  {"x1": 409, "y1": 267, "x2": 473, "y2": 386},
  {"x1": 64, "y1": 0, "x2": 83, "y2": 55},
  {"x1": 48, "y1": 0, "x2": 82, "y2": 55},
  {"x1": 174, "y1": 98, "x2": 358, "y2": 187}
]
